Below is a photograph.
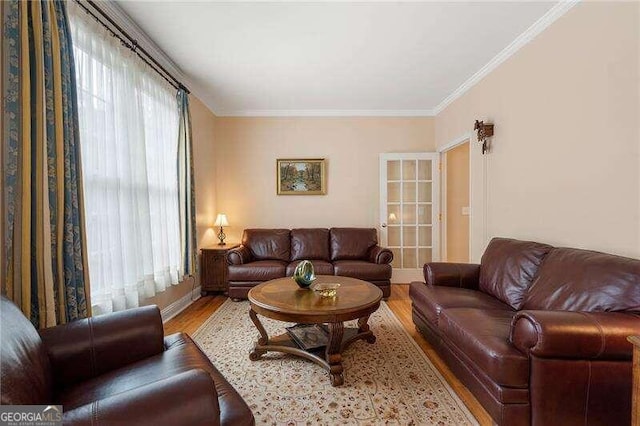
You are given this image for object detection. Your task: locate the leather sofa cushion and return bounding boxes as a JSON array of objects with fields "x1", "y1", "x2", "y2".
[
  {"x1": 228, "y1": 260, "x2": 287, "y2": 281},
  {"x1": 409, "y1": 282, "x2": 513, "y2": 327},
  {"x1": 286, "y1": 260, "x2": 334, "y2": 276},
  {"x1": 333, "y1": 260, "x2": 391, "y2": 281},
  {"x1": 330, "y1": 228, "x2": 378, "y2": 261},
  {"x1": 479, "y1": 237, "x2": 553, "y2": 309},
  {"x1": 439, "y1": 308, "x2": 529, "y2": 388},
  {"x1": 58, "y1": 333, "x2": 253, "y2": 426},
  {"x1": 290, "y1": 228, "x2": 330, "y2": 261},
  {"x1": 523, "y1": 248, "x2": 640, "y2": 312},
  {"x1": 0, "y1": 296, "x2": 52, "y2": 405},
  {"x1": 242, "y1": 229, "x2": 290, "y2": 261}
]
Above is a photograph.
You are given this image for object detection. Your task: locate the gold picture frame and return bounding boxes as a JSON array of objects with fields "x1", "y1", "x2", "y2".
[{"x1": 277, "y1": 158, "x2": 326, "y2": 195}]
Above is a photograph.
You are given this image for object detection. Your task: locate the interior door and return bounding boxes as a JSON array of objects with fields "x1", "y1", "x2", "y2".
[{"x1": 380, "y1": 153, "x2": 440, "y2": 283}]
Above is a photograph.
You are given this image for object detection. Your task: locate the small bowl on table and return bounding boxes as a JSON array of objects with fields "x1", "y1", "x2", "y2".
[{"x1": 312, "y1": 282, "x2": 340, "y2": 298}]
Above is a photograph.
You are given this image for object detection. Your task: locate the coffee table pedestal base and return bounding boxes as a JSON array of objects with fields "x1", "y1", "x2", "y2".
[{"x1": 249, "y1": 309, "x2": 376, "y2": 387}]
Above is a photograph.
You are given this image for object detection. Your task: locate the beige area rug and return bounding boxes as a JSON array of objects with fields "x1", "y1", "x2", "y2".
[{"x1": 193, "y1": 299, "x2": 478, "y2": 425}]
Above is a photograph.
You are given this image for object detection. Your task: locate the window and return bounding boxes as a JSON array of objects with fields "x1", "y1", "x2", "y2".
[{"x1": 70, "y1": 4, "x2": 182, "y2": 314}]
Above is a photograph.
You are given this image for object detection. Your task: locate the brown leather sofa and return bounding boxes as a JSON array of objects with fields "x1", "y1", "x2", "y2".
[
  {"x1": 410, "y1": 237, "x2": 640, "y2": 426},
  {"x1": 227, "y1": 228, "x2": 393, "y2": 299},
  {"x1": 0, "y1": 295, "x2": 254, "y2": 426}
]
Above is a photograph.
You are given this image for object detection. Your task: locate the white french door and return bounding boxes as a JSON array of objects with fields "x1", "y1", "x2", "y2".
[{"x1": 380, "y1": 153, "x2": 440, "y2": 283}]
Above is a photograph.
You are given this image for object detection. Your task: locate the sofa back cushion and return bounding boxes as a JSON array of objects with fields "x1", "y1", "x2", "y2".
[
  {"x1": 522, "y1": 247, "x2": 640, "y2": 312},
  {"x1": 330, "y1": 228, "x2": 378, "y2": 261},
  {"x1": 242, "y1": 229, "x2": 291, "y2": 261},
  {"x1": 479, "y1": 238, "x2": 553, "y2": 309},
  {"x1": 291, "y1": 228, "x2": 330, "y2": 261},
  {"x1": 1, "y1": 296, "x2": 52, "y2": 404}
]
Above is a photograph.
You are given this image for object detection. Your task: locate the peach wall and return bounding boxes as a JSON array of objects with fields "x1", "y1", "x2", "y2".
[
  {"x1": 191, "y1": 96, "x2": 220, "y2": 250},
  {"x1": 436, "y1": 1, "x2": 640, "y2": 260},
  {"x1": 213, "y1": 117, "x2": 435, "y2": 243}
]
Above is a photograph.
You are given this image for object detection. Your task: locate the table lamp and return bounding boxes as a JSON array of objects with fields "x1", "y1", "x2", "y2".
[{"x1": 214, "y1": 213, "x2": 229, "y2": 245}]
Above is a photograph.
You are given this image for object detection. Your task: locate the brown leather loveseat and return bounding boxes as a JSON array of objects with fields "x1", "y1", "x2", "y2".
[
  {"x1": 410, "y1": 237, "x2": 640, "y2": 426},
  {"x1": 0, "y1": 295, "x2": 254, "y2": 425},
  {"x1": 227, "y1": 228, "x2": 393, "y2": 299}
]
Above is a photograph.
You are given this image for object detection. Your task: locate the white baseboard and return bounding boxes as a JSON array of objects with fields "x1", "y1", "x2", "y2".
[{"x1": 161, "y1": 285, "x2": 202, "y2": 323}]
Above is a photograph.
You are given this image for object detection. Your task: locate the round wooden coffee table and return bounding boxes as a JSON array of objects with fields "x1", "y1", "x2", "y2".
[{"x1": 247, "y1": 275, "x2": 383, "y2": 386}]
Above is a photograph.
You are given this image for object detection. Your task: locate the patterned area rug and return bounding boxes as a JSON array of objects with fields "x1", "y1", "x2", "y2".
[{"x1": 193, "y1": 299, "x2": 478, "y2": 425}]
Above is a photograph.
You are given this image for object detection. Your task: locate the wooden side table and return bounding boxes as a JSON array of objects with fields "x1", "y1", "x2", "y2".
[
  {"x1": 629, "y1": 336, "x2": 640, "y2": 426},
  {"x1": 200, "y1": 244, "x2": 239, "y2": 296}
]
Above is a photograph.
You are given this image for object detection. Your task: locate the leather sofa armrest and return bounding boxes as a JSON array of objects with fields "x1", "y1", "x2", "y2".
[
  {"x1": 39, "y1": 305, "x2": 165, "y2": 388},
  {"x1": 368, "y1": 245, "x2": 393, "y2": 264},
  {"x1": 63, "y1": 369, "x2": 220, "y2": 426},
  {"x1": 423, "y1": 263, "x2": 480, "y2": 289},
  {"x1": 227, "y1": 245, "x2": 253, "y2": 265},
  {"x1": 510, "y1": 310, "x2": 640, "y2": 360}
]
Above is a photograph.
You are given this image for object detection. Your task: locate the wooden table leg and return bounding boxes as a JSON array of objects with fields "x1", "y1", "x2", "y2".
[
  {"x1": 326, "y1": 322, "x2": 345, "y2": 386},
  {"x1": 249, "y1": 308, "x2": 268, "y2": 361},
  {"x1": 358, "y1": 315, "x2": 376, "y2": 343}
]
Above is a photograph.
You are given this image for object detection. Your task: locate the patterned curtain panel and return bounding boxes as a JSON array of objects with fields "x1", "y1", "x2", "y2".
[
  {"x1": 2, "y1": 0, "x2": 90, "y2": 327},
  {"x1": 177, "y1": 89, "x2": 198, "y2": 276}
]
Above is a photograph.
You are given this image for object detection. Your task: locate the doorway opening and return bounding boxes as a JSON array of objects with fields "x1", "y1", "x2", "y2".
[{"x1": 440, "y1": 140, "x2": 470, "y2": 263}]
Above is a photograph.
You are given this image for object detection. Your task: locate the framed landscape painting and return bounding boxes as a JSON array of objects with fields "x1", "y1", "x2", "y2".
[{"x1": 277, "y1": 158, "x2": 326, "y2": 195}]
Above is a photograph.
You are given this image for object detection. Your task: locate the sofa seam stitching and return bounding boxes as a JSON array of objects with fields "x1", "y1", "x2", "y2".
[
  {"x1": 529, "y1": 315, "x2": 543, "y2": 353},
  {"x1": 584, "y1": 361, "x2": 591, "y2": 426},
  {"x1": 88, "y1": 317, "x2": 97, "y2": 376},
  {"x1": 580, "y1": 312, "x2": 606, "y2": 358}
]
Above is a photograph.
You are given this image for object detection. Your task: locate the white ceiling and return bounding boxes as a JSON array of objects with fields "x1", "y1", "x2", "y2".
[{"x1": 117, "y1": 1, "x2": 559, "y2": 116}]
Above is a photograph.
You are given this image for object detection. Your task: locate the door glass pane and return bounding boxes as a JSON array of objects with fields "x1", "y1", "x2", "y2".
[
  {"x1": 418, "y1": 226, "x2": 432, "y2": 246},
  {"x1": 383, "y1": 156, "x2": 437, "y2": 271},
  {"x1": 402, "y1": 160, "x2": 416, "y2": 180},
  {"x1": 403, "y1": 248, "x2": 417, "y2": 268},
  {"x1": 390, "y1": 248, "x2": 401, "y2": 268},
  {"x1": 388, "y1": 226, "x2": 401, "y2": 246},
  {"x1": 387, "y1": 182, "x2": 400, "y2": 203},
  {"x1": 403, "y1": 204, "x2": 416, "y2": 224},
  {"x1": 418, "y1": 160, "x2": 432, "y2": 180},
  {"x1": 417, "y1": 204, "x2": 432, "y2": 225},
  {"x1": 418, "y1": 182, "x2": 432, "y2": 202},
  {"x1": 418, "y1": 248, "x2": 432, "y2": 265},
  {"x1": 388, "y1": 160, "x2": 401, "y2": 180},
  {"x1": 403, "y1": 182, "x2": 416, "y2": 202},
  {"x1": 387, "y1": 205, "x2": 400, "y2": 224},
  {"x1": 403, "y1": 226, "x2": 416, "y2": 247}
]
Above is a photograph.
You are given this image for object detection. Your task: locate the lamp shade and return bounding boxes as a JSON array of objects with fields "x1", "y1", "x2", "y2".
[{"x1": 214, "y1": 213, "x2": 229, "y2": 227}]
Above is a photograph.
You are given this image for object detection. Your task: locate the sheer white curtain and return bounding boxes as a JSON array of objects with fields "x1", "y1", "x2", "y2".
[{"x1": 69, "y1": 3, "x2": 182, "y2": 315}]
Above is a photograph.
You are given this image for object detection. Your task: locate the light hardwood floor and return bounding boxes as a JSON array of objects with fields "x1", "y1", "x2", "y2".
[{"x1": 165, "y1": 284, "x2": 492, "y2": 425}]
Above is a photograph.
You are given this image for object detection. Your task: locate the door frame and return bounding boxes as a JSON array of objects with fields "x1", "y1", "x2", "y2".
[
  {"x1": 438, "y1": 133, "x2": 472, "y2": 262},
  {"x1": 379, "y1": 152, "x2": 440, "y2": 283}
]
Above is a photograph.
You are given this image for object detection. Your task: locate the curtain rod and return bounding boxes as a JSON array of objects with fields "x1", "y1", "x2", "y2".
[{"x1": 72, "y1": 0, "x2": 190, "y2": 94}]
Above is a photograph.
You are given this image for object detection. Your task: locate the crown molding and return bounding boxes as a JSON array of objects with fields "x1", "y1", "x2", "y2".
[
  {"x1": 432, "y1": 0, "x2": 580, "y2": 115},
  {"x1": 89, "y1": 0, "x2": 579, "y2": 118},
  {"x1": 93, "y1": 1, "x2": 221, "y2": 114},
  {"x1": 216, "y1": 109, "x2": 435, "y2": 117}
]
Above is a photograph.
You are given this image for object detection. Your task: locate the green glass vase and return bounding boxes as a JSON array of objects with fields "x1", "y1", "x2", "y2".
[{"x1": 292, "y1": 260, "x2": 316, "y2": 288}]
